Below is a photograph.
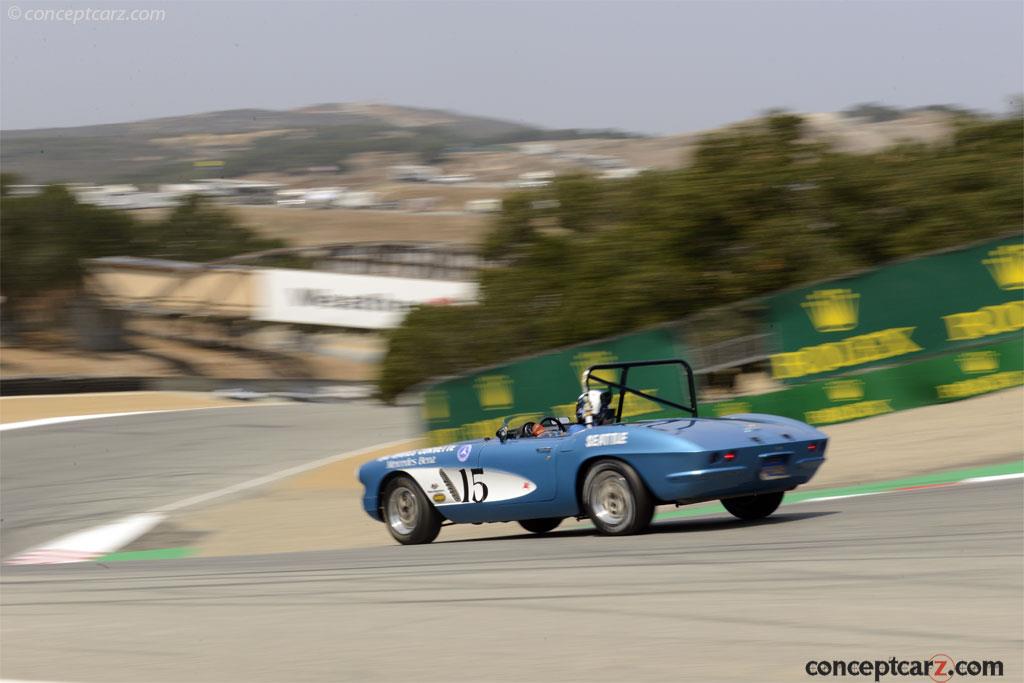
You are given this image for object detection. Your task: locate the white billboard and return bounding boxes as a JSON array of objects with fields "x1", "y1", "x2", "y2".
[{"x1": 255, "y1": 269, "x2": 477, "y2": 329}]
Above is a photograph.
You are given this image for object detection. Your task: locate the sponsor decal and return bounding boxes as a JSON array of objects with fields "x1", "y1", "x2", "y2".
[
  {"x1": 414, "y1": 445, "x2": 456, "y2": 455},
  {"x1": 378, "y1": 444, "x2": 456, "y2": 466},
  {"x1": 457, "y1": 444, "x2": 472, "y2": 462},
  {"x1": 385, "y1": 457, "x2": 418, "y2": 469},
  {"x1": 802, "y1": 289, "x2": 860, "y2": 333},
  {"x1": 474, "y1": 375, "x2": 514, "y2": 410},
  {"x1": 384, "y1": 454, "x2": 437, "y2": 469},
  {"x1": 585, "y1": 432, "x2": 629, "y2": 448}
]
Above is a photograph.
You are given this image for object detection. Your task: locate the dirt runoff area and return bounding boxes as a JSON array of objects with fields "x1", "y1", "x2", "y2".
[
  {"x1": 155, "y1": 386, "x2": 1024, "y2": 558},
  {"x1": 0, "y1": 391, "x2": 248, "y2": 424}
]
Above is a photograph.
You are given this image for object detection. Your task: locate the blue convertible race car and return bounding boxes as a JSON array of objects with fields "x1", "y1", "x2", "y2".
[{"x1": 359, "y1": 359, "x2": 828, "y2": 544}]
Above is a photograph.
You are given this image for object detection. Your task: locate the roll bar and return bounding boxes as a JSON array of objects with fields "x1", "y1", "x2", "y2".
[{"x1": 582, "y1": 358, "x2": 698, "y2": 422}]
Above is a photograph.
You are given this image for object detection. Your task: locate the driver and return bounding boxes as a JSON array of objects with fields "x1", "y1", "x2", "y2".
[{"x1": 576, "y1": 390, "x2": 614, "y2": 426}]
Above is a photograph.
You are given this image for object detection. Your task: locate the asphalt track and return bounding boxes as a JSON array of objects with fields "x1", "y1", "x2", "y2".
[
  {"x1": 0, "y1": 402, "x2": 419, "y2": 558},
  {"x1": 2, "y1": 480, "x2": 1021, "y2": 682}
]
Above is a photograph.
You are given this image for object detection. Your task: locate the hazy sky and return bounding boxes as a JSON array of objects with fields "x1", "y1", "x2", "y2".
[{"x1": 1, "y1": 1, "x2": 1021, "y2": 134}]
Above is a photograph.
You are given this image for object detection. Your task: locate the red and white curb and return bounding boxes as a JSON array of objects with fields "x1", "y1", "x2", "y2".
[{"x1": 5, "y1": 513, "x2": 165, "y2": 566}]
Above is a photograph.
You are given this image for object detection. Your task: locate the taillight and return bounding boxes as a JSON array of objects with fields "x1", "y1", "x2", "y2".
[{"x1": 723, "y1": 452, "x2": 736, "y2": 461}]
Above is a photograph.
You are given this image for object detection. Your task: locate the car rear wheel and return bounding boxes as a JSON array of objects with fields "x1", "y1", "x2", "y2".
[
  {"x1": 383, "y1": 476, "x2": 442, "y2": 545},
  {"x1": 721, "y1": 491, "x2": 784, "y2": 521},
  {"x1": 583, "y1": 460, "x2": 655, "y2": 535},
  {"x1": 518, "y1": 517, "x2": 562, "y2": 534}
]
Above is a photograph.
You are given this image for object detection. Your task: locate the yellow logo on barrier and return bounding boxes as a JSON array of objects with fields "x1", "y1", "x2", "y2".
[
  {"x1": 824, "y1": 379, "x2": 865, "y2": 402},
  {"x1": 713, "y1": 401, "x2": 752, "y2": 417},
  {"x1": 423, "y1": 390, "x2": 450, "y2": 421},
  {"x1": 943, "y1": 301, "x2": 1024, "y2": 341},
  {"x1": 956, "y1": 351, "x2": 999, "y2": 375},
  {"x1": 571, "y1": 351, "x2": 618, "y2": 382},
  {"x1": 984, "y1": 244, "x2": 1024, "y2": 291},
  {"x1": 770, "y1": 327, "x2": 922, "y2": 380},
  {"x1": 802, "y1": 289, "x2": 860, "y2": 333},
  {"x1": 473, "y1": 375, "x2": 514, "y2": 410}
]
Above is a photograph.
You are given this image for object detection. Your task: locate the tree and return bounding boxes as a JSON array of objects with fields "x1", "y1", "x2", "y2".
[{"x1": 378, "y1": 113, "x2": 1022, "y2": 401}]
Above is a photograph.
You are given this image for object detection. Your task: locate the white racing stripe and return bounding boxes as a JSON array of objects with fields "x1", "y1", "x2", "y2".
[{"x1": 5, "y1": 437, "x2": 418, "y2": 565}]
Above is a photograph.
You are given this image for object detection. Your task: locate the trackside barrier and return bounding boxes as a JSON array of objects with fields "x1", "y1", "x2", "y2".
[
  {"x1": 704, "y1": 337, "x2": 1024, "y2": 426},
  {"x1": 766, "y1": 235, "x2": 1022, "y2": 383},
  {"x1": 423, "y1": 235, "x2": 1022, "y2": 444}
]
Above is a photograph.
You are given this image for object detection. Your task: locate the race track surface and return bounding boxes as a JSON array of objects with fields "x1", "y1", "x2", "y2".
[
  {"x1": 0, "y1": 402, "x2": 418, "y2": 557},
  {"x1": 3, "y1": 481, "x2": 1021, "y2": 682}
]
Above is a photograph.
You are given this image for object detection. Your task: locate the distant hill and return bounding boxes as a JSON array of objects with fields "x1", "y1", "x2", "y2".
[{"x1": 1, "y1": 102, "x2": 636, "y2": 184}]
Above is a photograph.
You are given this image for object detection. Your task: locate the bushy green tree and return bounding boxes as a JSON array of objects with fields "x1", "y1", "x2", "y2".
[
  {"x1": 379, "y1": 113, "x2": 1023, "y2": 401},
  {"x1": 0, "y1": 184, "x2": 286, "y2": 318}
]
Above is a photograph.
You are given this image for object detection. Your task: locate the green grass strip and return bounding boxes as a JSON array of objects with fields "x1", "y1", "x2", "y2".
[
  {"x1": 97, "y1": 546, "x2": 196, "y2": 562},
  {"x1": 654, "y1": 459, "x2": 1023, "y2": 521}
]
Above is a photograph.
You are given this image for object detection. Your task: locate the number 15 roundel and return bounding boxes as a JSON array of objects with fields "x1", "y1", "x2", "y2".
[{"x1": 405, "y1": 467, "x2": 537, "y2": 506}]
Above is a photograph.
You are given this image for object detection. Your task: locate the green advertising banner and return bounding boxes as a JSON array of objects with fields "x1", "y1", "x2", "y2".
[
  {"x1": 706, "y1": 336, "x2": 1023, "y2": 428},
  {"x1": 423, "y1": 327, "x2": 687, "y2": 445},
  {"x1": 766, "y1": 236, "x2": 1023, "y2": 383}
]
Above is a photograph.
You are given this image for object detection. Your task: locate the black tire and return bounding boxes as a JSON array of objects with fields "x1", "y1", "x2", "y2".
[
  {"x1": 382, "y1": 475, "x2": 442, "y2": 545},
  {"x1": 721, "y1": 491, "x2": 784, "y2": 521},
  {"x1": 518, "y1": 517, "x2": 562, "y2": 534},
  {"x1": 582, "y1": 460, "x2": 655, "y2": 535}
]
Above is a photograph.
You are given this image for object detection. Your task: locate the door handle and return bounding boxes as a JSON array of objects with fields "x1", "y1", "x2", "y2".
[{"x1": 536, "y1": 447, "x2": 552, "y2": 453}]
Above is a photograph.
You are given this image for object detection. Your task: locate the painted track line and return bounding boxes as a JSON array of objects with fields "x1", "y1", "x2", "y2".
[
  {"x1": 4, "y1": 437, "x2": 418, "y2": 566},
  {"x1": 152, "y1": 437, "x2": 418, "y2": 513},
  {"x1": 0, "y1": 403, "x2": 288, "y2": 432}
]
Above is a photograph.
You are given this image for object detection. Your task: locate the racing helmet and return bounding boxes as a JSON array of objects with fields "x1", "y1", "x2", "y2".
[{"x1": 576, "y1": 390, "x2": 614, "y2": 426}]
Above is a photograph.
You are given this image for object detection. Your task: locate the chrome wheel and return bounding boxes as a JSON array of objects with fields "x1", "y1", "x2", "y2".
[
  {"x1": 588, "y1": 470, "x2": 634, "y2": 529},
  {"x1": 582, "y1": 460, "x2": 654, "y2": 536},
  {"x1": 387, "y1": 485, "x2": 418, "y2": 536}
]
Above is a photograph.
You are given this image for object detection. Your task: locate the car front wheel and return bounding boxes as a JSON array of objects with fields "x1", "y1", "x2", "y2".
[
  {"x1": 383, "y1": 476, "x2": 442, "y2": 545},
  {"x1": 721, "y1": 491, "x2": 784, "y2": 521},
  {"x1": 582, "y1": 460, "x2": 655, "y2": 535}
]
